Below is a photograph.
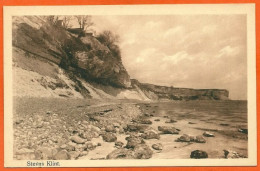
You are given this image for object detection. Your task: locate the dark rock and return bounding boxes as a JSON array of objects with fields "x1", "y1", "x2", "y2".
[
  {"x1": 238, "y1": 128, "x2": 248, "y2": 134},
  {"x1": 158, "y1": 126, "x2": 179, "y2": 134},
  {"x1": 144, "y1": 113, "x2": 153, "y2": 117},
  {"x1": 133, "y1": 144, "x2": 153, "y2": 159},
  {"x1": 203, "y1": 132, "x2": 215, "y2": 137},
  {"x1": 141, "y1": 130, "x2": 160, "y2": 140},
  {"x1": 133, "y1": 118, "x2": 152, "y2": 125},
  {"x1": 223, "y1": 150, "x2": 229, "y2": 158},
  {"x1": 70, "y1": 135, "x2": 86, "y2": 144},
  {"x1": 220, "y1": 123, "x2": 229, "y2": 126},
  {"x1": 154, "y1": 119, "x2": 160, "y2": 122},
  {"x1": 54, "y1": 150, "x2": 70, "y2": 160},
  {"x1": 125, "y1": 135, "x2": 145, "y2": 149},
  {"x1": 165, "y1": 119, "x2": 177, "y2": 123},
  {"x1": 194, "y1": 135, "x2": 206, "y2": 143},
  {"x1": 15, "y1": 119, "x2": 24, "y2": 125},
  {"x1": 223, "y1": 150, "x2": 247, "y2": 158},
  {"x1": 190, "y1": 150, "x2": 208, "y2": 159},
  {"x1": 106, "y1": 148, "x2": 134, "y2": 159},
  {"x1": 188, "y1": 122, "x2": 196, "y2": 124},
  {"x1": 152, "y1": 143, "x2": 163, "y2": 151},
  {"x1": 102, "y1": 133, "x2": 117, "y2": 142}
]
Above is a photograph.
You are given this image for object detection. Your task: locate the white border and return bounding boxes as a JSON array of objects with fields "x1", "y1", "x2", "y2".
[{"x1": 4, "y1": 4, "x2": 256, "y2": 167}]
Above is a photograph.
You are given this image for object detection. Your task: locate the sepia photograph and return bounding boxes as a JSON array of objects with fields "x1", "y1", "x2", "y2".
[{"x1": 4, "y1": 4, "x2": 256, "y2": 167}]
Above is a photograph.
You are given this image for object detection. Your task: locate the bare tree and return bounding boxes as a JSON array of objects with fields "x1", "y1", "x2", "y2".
[
  {"x1": 62, "y1": 16, "x2": 73, "y2": 29},
  {"x1": 46, "y1": 15, "x2": 59, "y2": 25},
  {"x1": 75, "y1": 15, "x2": 94, "y2": 31}
]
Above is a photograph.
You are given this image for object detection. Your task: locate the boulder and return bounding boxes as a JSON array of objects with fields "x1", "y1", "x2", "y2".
[
  {"x1": 177, "y1": 134, "x2": 191, "y2": 142},
  {"x1": 158, "y1": 126, "x2": 179, "y2": 134},
  {"x1": 70, "y1": 135, "x2": 86, "y2": 144},
  {"x1": 106, "y1": 148, "x2": 134, "y2": 159},
  {"x1": 125, "y1": 135, "x2": 145, "y2": 149},
  {"x1": 190, "y1": 150, "x2": 208, "y2": 159},
  {"x1": 152, "y1": 143, "x2": 163, "y2": 151},
  {"x1": 203, "y1": 132, "x2": 215, "y2": 137},
  {"x1": 141, "y1": 130, "x2": 160, "y2": 140},
  {"x1": 133, "y1": 144, "x2": 153, "y2": 159},
  {"x1": 126, "y1": 124, "x2": 149, "y2": 133},
  {"x1": 102, "y1": 133, "x2": 117, "y2": 142}
]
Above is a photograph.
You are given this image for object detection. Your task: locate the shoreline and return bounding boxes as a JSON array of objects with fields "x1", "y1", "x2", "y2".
[{"x1": 12, "y1": 97, "x2": 248, "y2": 160}]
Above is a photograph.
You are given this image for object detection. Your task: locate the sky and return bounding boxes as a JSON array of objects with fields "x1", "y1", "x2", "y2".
[{"x1": 89, "y1": 15, "x2": 247, "y2": 100}]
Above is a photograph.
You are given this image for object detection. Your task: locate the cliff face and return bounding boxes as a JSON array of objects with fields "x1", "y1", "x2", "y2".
[
  {"x1": 12, "y1": 16, "x2": 229, "y2": 101},
  {"x1": 131, "y1": 79, "x2": 229, "y2": 101},
  {"x1": 12, "y1": 16, "x2": 131, "y2": 88}
]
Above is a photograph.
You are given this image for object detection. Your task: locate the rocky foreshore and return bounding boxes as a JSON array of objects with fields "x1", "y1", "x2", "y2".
[{"x1": 13, "y1": 98, "x2": 248, "y2": 160}]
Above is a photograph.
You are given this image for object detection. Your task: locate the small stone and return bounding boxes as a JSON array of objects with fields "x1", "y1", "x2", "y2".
[
  {"x1": 203, "y1": 132, "x2": 215, "y2": 137},
  {"x1": 70, "y1": 136, "x2": 86, "y2": 144},
  {"x1": 195, "y1": 135, "x2": 206, "y2": 143},
  {"x1": 154, "y1": 119, "x2": 160, "y2": 122},
  {"x1": 115, "y1": 141, "x2": 124, "y2": 148},
  {"x1": 60, "y1": 144, "x2": 67, "y2": 149},
  {"x1": 190, "y1": 150, "x2": 208, "y2": 159},
  {"x1": 152, "y1": 143, "x2": 163, "y2": 151},
  {"x1": 165, "y1": 119, "x2": 177, "y2": 123},
  {"x1": 158, "y1": 126, "x2": 179, "y2": 134},
  {"x1": 105, "y1": 125, "x2": 116, "y2": 133}
]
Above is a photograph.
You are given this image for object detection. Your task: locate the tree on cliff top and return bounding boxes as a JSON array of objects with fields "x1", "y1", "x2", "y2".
[
  {"x1": 97, "y1": 30, "x2": 121, "y2": 60},
  {"x1": 75, "y1": 15, "x2": 94, "y2": 31}
]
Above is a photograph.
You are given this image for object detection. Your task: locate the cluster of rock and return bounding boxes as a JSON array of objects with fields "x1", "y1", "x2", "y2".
[{"x1": 13, "y1": 104, "x2": 142, "y2": 160}]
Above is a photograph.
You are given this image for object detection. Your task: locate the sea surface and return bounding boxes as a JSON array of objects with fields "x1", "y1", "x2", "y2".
[{"x1": 140, "y1": 100, "x2": 247, "y2": 128}]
